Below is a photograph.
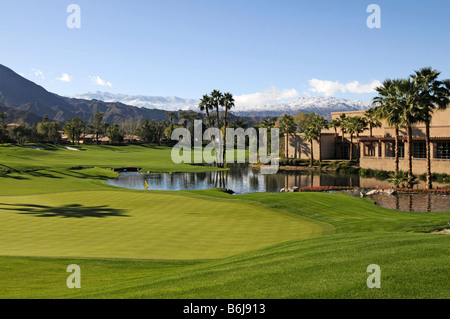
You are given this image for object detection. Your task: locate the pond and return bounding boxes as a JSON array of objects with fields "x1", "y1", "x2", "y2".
[{"x1": 105, "y1": 164, "x2": 450, "y2": 212}]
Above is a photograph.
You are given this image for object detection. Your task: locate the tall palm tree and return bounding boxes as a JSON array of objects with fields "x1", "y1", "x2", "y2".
[
  {"x1": 395, "y1": 78, "x2": 421, "y2": 187},
  {"x1": 329, "y1": 119, "x2": 340, "y2": 138},
  {"x1": 312, "y1": 115, "x2": 329, "y2": 163},
  {"x1": 303, "y1": 126, "x2": 319, "y2": 167},
  {"x1": 198, "y1": 94, "x2": 213, "y2": 128},
  {"x1": 412, "y1": 67, "x2": 450, "y2": 189},
  {"x1": 220, "y1": 92, "x2": 235, "y2": 165},
  {"x1": 373, "y1": 79, "x2": 405, "y2": 176},
  {"x1": 338, "y1": 113, "x2": 349, "y2": 159},
  {"x1": 280, "y1": 114, "x2": 296, "y2": 159},
  {"x1": 221, "y1": 92, "x2": 234, "y2": 133},
  {"x1": 210, "y1": 90, "x2": 223, "y2": 128},
  {"x1": 339, "y1": 113, "x2": 348, "y2": 142},
  {"x1": 364, "y1": 107, "x2": 382, "y2": 138},
  {"x1": 346, "y1": 116, "x2": 367, "y2": 161}
]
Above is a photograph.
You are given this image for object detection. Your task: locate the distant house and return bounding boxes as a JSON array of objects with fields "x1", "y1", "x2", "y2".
[
  {"x1": 6, "y1": 123, "x2": 20, "y2": 130},
  {"x1": 59, "y1": 131, "x2": 138, "y2": 145},
  {"x1": 124, "y1": 135, "x2": 141, "y2": 144},
  {"x1": 80, "y1": 134, "x2": 110, "y2": 145}
]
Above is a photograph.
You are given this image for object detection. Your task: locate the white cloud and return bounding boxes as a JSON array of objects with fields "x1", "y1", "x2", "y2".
[
  {"x1": 89, "y1": 75, "x2": 112, "y2": 87},
  {"x1": 31, "y1": 68, "x2": 45, "y2": 79},
  {"x1": 308, "y1": 79, "x2": 381, "y2": 96},
  {"x1": 57, "y1": 73, "x2": 74, "y2": 82},
  {"x1": 234, "y1": 86, "x2": 299, "y2": 108}
]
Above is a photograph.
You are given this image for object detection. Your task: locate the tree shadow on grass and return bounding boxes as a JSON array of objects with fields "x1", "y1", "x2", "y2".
[
  {"x1": 0, "y1": 203, "x2": 129, "y2": 218},
  {"x1": 55, "y1": 169, "x2": 113, "y2": 180},
  {"x1": 0, "y1": 174, "x2": 30, "y2": 180},
  {"x1": 25, "y1": 170, "x2": 63, "y2": 179}
]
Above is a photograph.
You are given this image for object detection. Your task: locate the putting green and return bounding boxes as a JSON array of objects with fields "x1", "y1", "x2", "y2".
[{"x1": 0, "y1": 190, "x2": 327, "y2": 260}]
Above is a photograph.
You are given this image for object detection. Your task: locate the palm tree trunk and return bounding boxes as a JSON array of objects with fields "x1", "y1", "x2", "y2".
[
  {"x1": 407, "y1": 124, "x2": 413, "y2": 187},
  {"x1": 394, "y1": 126, "x2": 399, "y2": 176},
  {"x1": 369, "y1": 125, "x2": 373, "y2": 138},
  {"x1": 349, "y1": 134, "x2": 353, "y2": 160},
  {"x1": 205, "y1": 108, "x2": 212, "y2": 128},
  {"x1": 222, "y1": 108, "x2": 228, "y2": 165},
  {"x1": 318, "y1": 136, "x2": 322, "y2": 163},
  {"x1": 204, "y1": 107, "x2": 217, "y2": 167},
  {"x1": 216, "y1": 105, "x2": 219, "y2": 128},
  {"x1": 356, "y1": 134, "x2": 360, "y2": 162},
  {"x1": 310, "y1": 139, "x2": 313, "y2": 167},
  {"x1": 286, "y1": 133, "x2": 289, "y2": 158},
  {"x1": 425, "y1": 122, "x2": 432, "y2": 189}
]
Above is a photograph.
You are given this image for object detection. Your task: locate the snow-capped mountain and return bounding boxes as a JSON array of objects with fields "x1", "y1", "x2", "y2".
[
  {"x1": 232, "y1": 96, "x2": 372, "y2": 118},
  {"x1": 73, "y1": 92, "x2": 372, "y2": 119},
  {"x1": 73, "y1": 91, "x2": 199, "y2": 111}
]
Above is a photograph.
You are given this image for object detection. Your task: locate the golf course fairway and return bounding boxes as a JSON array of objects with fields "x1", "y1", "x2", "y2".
[{"x1": 0, "y1": 144, "x2": 448, "y2": 299}]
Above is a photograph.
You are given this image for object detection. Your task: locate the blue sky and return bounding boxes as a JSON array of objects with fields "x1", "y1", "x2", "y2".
[{"x1": 0, "y1": 0, "x2": 449, "y2": 105}]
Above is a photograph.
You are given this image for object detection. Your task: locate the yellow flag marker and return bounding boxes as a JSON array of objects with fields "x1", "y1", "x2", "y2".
[{"x1": 144, "y1": 180, "x2": 149, "y2": 191}]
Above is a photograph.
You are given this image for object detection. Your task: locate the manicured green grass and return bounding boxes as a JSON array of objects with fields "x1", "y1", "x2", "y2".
[
  {"x1": 1, "y1": 232, "x2": 448, "y2": 299},
  {"x1": 0, "y1": 190, "x2": 324, "y2": 259},
  {"x1": 0, "y1": 143, "x2": 449, "y2": 299},
  {"x1": 0, "y1": 143, "x2": 223, "y2": 173}
]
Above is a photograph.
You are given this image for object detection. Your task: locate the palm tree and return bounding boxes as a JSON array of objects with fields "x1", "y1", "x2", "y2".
[
  {"x1": 364, "y1": 107, "x2": 382, "y2": 138},
  {"x1": 373, "y1": 79, "x2": 404, "y2": 176},
  {"x1": 198, "y1": 94, "x2": 213, "y2": 128},
  {"x1": 312, "y1": 115, "x2": 329, "y2": 163},
  {"x1": 279, "y1": 114, "x2": 296, "y2": 159},
  {"x1": 346, "y1": 116, "x2": 367, "y2": 161},
  {"x1": 412, "y1": 67, "x2": 450, "y2": 189},
  {"x1": 395, "y1": 78, "x2": 421, "y2": 187},
  {"x1": 339, "y1": 113, "x2": 348, "y2": 143},
  {"x1": 221, "y1": 92, "x2": 235, "y2": 165},
  {"x1": 210, "y1": 90, "x2": 223, "y2": 128},
  {"x1": 303, "y1": 126, "x2": 319, "y2": 167},
  {"x1": 221, "y1": 92, "x2": 234, "y2": 133},
  {"x1": 329, "y1": 119, "x2": 340, "y2": 138}
]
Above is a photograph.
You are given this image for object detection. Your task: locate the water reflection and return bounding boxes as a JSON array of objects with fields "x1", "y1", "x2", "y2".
[
  {"x1": 363, "y1": 191, "x2": 450, "y2": 213},
  {"x1": 105, "y1": 164, "x2": 450, "y2": 212},
  {"x1": 105, "y1": 164, "x2": 365, "y2": 194}
]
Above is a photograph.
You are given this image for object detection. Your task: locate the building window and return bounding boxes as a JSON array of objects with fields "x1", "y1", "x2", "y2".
[
  {"x1": 413, "y1": 142, "x2": 426, "y2": 159},
  {"x1": 366, "y1": 143, "x2": 375, "y2": 157},
  {"x1": 385, "y1": 142, "x2": 394, "y2": 157},
  {"x1": 436, "y1": 142, "x2": 450, "y2": 159}
]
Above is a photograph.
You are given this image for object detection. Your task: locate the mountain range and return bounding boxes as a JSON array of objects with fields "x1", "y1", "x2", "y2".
[
  {"x1": 0, "y1": 63, "x2": 372, "y2": 125},
  {"x1": 74, "y1": 92, "x2": 372, "y2": 119},
  {"x1": 0, "y1": 64, "x2": 167, "y2": 124}
]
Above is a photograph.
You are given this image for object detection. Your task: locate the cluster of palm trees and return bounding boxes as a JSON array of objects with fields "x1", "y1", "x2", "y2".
[
  {"x1": 332, "y1": 114, "x2": 374, "y2": 161},
  {"x1": 281, "y1": 67, "x2": 449, "y2": 190},
  {"x1": 371, "y1": 67, "x2": 449, "y2": 189},
  {"x1": 198, "y1": 90, "x2": 235, "y2": 166}
]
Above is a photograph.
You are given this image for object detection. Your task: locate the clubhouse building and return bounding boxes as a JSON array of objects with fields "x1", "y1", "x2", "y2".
[{"x1": 285, "y1": 108, "x2": 450, "y2": 174}]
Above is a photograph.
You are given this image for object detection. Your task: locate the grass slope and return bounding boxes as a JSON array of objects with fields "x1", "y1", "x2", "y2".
[
  {"x1": 1, "y1": 232, "x2": 448, "y2": 299},
  {"x1": 0, "y1": 144, "x2": 449, "y2": 299}
]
